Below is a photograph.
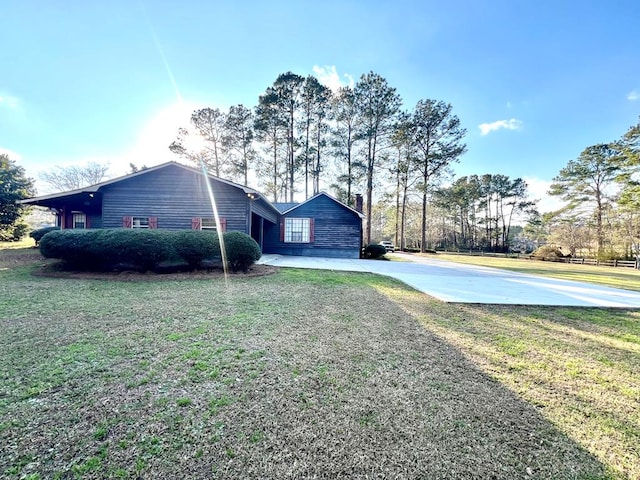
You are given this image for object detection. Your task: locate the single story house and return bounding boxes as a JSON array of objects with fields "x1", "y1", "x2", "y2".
[{"x1": 22, "y1": 162, "x2": 364, "y2": 258}]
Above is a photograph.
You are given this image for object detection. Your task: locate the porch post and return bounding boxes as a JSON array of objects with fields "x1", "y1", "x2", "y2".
[{"x1": 260, "y1": 217, "x2": 264, "y2": 249}]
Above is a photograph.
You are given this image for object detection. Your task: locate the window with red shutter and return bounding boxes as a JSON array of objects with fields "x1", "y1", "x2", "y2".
[{"x1": 196, "y1": 217, "x2": 226, "y2": 231}]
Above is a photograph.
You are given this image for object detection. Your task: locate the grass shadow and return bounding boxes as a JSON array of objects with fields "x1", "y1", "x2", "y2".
[{"x1": 0, "y1": 262, "x2": 624, "y2": 479}]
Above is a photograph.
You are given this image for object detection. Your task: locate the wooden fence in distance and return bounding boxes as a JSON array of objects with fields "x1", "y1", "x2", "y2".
[{"x1": 438, "y1": 250, "x2": 639, "y2": 269}]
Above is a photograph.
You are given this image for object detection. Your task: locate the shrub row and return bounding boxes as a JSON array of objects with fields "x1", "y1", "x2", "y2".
[
  {"x1": 39, "y1": 229, "x2": 261, "y2": 272},
  {"x1": 30, "y1": 226, "x2": 60, "y2": 245},
  {"x1": 363, "y1": 243, "x2": 387, "y2": 259}
]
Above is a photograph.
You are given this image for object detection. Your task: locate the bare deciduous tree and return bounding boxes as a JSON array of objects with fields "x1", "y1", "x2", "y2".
[{"x1": 39, "y1": 161, "x2": 110, "y2": 192}]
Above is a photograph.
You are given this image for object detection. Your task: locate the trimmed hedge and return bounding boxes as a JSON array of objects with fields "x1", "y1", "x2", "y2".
[
  {"x1": 100, "y1": 229, "x2": 172, "y2": 271},
  {"x1": 363, "y1": 243, "x2": 387, "y2": 259},
  {"x1": 30, "y1": 226, "x2": 60, "y2": 245},
  {"x1": 223, "y1": 231, "x2": 262, "y2": 272},
  {"x1": 39, "y1": 228, "x2": 261, "y2": 272},
  {"x1": 40, "y1": 229, "x2": 104, "y2": 269},
  {"x1": 172, "y1": 230, "x2": 221, "y2": 269}
]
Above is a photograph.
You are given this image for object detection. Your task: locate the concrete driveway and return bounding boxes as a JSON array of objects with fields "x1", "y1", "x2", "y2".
[{"x1": 258, "y1": 253, "x2": 640, "y2": 307}]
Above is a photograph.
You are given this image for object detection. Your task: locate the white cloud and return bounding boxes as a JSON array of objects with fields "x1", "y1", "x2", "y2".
[
  {"x1": 0, "y1": 94, "x2": 21, "y2": 110},
  {"x1": 312, "y1": 65, "x2": 354, "y2": 91},
  {"x1": 523, "y1": 176, "x2": 564, "y2": 214},
  {"x1": 0, "y1": 147, "x2": 22, "y2": 161},
  {"x1": 628, "y1": 90, "x2": 640, "y2": 101},
  {"x1": 478, "y1": 118, "x2": 523, "y2": 136}
]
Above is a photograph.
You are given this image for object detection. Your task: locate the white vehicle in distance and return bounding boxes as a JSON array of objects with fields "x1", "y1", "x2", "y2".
[{"x1": 379, "y1": 241, "x2": 395, "y2": 253}]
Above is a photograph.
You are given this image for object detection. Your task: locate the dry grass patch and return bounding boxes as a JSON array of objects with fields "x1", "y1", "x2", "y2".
[
  {"x1": 381, "y1": 286, "x2": 639, "y2": 480},
  {"x1": 0, "y1": 249, "x2": 628, "y2": 479}
]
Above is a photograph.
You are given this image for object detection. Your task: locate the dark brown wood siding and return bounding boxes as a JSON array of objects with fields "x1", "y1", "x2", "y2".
[
  {"x1": 250, "y1": 198, "x2": 278, "y2": 224},
  {"x1": 101, "y1": 165, "x2": 252, "y2": 232},
  {"x1": 263, "y1": 193, "x2": 362, "y2": 258}
]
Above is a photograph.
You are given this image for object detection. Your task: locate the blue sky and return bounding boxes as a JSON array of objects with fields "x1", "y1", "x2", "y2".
[{"x1": 1, "y1": 1, "x2": 639, "y2": 211}]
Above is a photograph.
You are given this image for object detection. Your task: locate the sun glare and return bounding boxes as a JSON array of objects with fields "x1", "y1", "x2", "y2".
[{"x1": 106, "y1": 102, "x2": 200, "y2": 175}]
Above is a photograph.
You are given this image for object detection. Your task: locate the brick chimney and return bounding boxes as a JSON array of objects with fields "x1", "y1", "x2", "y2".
[{"x1": 355, "y1": 194, "x2": 363, "y2": 213}]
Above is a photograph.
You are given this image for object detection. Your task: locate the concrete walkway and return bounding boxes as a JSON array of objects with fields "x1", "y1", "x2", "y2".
[{"x1": 258, "y1": 253, "x2": 640, "y2": 307}]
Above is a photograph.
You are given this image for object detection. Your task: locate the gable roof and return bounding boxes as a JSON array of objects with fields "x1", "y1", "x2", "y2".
[
  {"x1": 21, "y1": 162, "x2": 279, "y2": 214},
  {"x1": 272, "y1": 202, "x2": 299, "y2": 213},
  {"x1": 280, "y1": 191, "x2": 364, "y2": 218}
]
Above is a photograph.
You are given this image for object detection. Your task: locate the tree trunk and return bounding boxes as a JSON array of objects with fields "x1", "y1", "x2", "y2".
[
  {"x1": 272, "y1": 134, "x2": 278, "y2": 202},
  {"x1": 596, "y1": 190, "x2": 604, "y2": 256},
  {"x1": 288, "y1": 108, "x2": 295, "y2": 202},
  {"x1": 365, "y1": 135, "x2": 376, "y2": 245},
  {"x1": 420, "y1": 190, "x2": 428, "y2": 253},
  {"x1": 401, "y1": 184, "x2": 408, "y2": 251},
  {"x1": 395, "y1": 165, "x2": 400, "y2": 248},
  {"x1": 420, "y1": 169, "x2": 429, "y2": 253},
  {"x1": 314, "y1": 120, "x2": 322, "y2": 195},
  {"x1": 304, "y1": 118, "x2": 310, "y2": 199},
  {"x1": 346, "y1": 126, "x2": 353, "y2": 205}
]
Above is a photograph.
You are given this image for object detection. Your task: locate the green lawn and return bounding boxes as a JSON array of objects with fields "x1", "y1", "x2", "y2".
[{"x1": 1, "y1": 248, "x2": 638, "y2": 479}]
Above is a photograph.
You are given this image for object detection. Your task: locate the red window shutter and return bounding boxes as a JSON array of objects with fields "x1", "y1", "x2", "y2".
[
  {"x1": 122, "y1": 216, "x2": 132, "y2": 228},
  {"x1": 280, "y1": 219, "x2": 285, "y2": 242},
  {"x1": 149, "y1": 217, "x2": 158, "y2": 229},
  {"x1": 220, "y1": 218, "x2": 227, "y2": 232},
  {"x1": 86, "y1": 216, "x2": 91, "y2": 229},
  {"x1": 192, "y1": 217, "x2": 202, "y2": 230},
  {"x1": 309, "y1": 218, "x2": 315, "y2": 243}
]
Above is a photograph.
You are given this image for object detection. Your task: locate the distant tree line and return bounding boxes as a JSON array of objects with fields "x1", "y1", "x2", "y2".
[
  {"x1": 170, "y1": 70, "x2": 479, "y2": 250},
  {"x1": 0, "y1": 154, "x2": 35, "y2": 241},
  {"x1": 531, "y1": 117, "x2": 640, "y2": 260}
]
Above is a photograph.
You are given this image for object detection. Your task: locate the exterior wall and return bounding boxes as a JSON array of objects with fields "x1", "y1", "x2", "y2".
[
  {"x1": 250, "y1": 198, "x2": 278, "y2": 224},
  {"x1": 60, "y1": 206, "x2": 102, "y2": 229},
  {"x1": 263, "y1": 194, "x2": 362, "y2": 258},
  {"x1": 88, "y1": 213, "x2": 102, "y2": 229},
  {"x1": 100, "y1": 165, "x2": 253, "y2": 232},
  {"x1": 28, "y1": 163, "x2": 361, "y2": 259}
]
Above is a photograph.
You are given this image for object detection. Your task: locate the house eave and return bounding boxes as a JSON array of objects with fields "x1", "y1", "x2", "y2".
[
  {"x1": 280, "y1": 191, "x2": 365, "y2": 218},
  {"x1": 20, "y1": 161, "x2": 282, "y2": 216}
]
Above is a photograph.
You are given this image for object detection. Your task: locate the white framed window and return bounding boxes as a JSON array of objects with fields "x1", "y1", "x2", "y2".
[
  {"x1": 132, "y1": 217, "x2": 149, "y2": 229},
  {"x1": 72, "y1": 212, "x2": 86, "y2": 229},
  {"x1": 192, "y1": 217, "x2": 226, "y2": 231},
  {"x1": 201, "y1": 218, "x2": 217, "y2": 231},
  {"x1": 123, "y1": 216, "x2": 157, "y2": 229},
  {"x1": 285, "y1": 218, "x2": 310, "y2": 243}
]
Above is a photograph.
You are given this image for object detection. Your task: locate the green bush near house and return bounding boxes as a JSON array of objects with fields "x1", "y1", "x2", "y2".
[
  {"x1": 40, "y1": 229, "x2": 104, "y2": 269},
  {"x1": 100, "y1": 229, "x2": 173, "y2": 271},
  {"x1": 29, "y1": 226, "x2": 60, "y2": 245},
  {"x1": 223, "y1": 231, "x2": 262, "y2": 272},
  {"x1": 363, "y1": 243, "x2": 387, "y2": 259},
  {"x1": 172, "y1": 230, "x2": 221, "y2": 269},
  {"x1": 39, "y1": 228, "x2": 261, "y2": 273},
  {"x1": 40, "y1": 229, "x2": 173, "y2": 271}
]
